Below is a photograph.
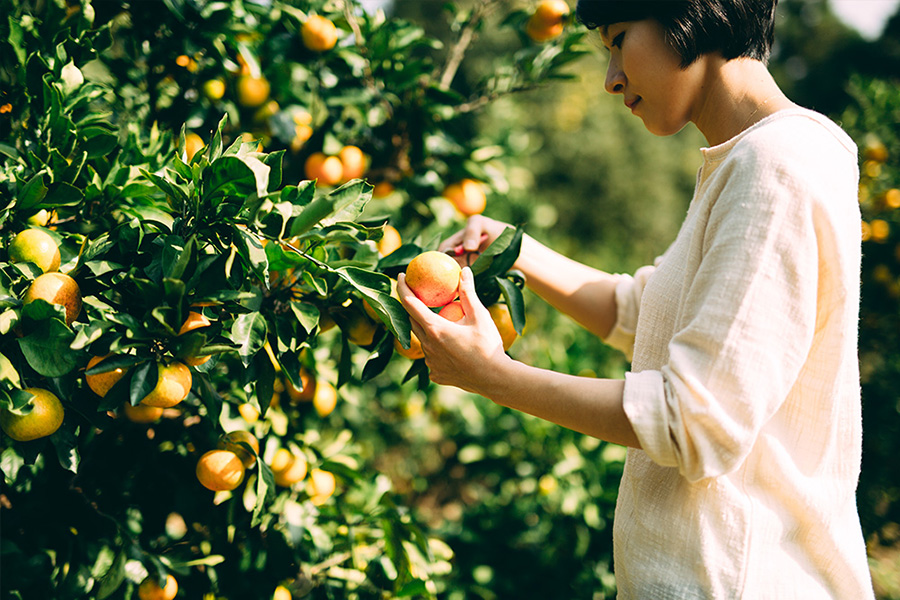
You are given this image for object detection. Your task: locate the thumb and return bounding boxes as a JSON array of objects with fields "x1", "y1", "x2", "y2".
[{"x1": 457, "y1": 267, "x2": 487, "y2": 319}]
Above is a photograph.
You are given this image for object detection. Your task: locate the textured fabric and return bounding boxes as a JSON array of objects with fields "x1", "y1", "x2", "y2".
[{"x1": 605, "y1": 108, "x2": 875, "y2": 599}]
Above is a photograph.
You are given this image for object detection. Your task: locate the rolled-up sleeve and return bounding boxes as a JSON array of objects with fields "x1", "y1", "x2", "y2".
[
  {"x1": 603, "y1": 265, "x2": 657, "y2": 362},
  {"x1": 622, "y1": 150, "x2": 824, "y2": 482}
]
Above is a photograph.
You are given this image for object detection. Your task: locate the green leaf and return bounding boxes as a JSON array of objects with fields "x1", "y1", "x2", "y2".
[
  {"x1": 230, "y1": 312, "x2": 267, "y2": 367},
  {"x1": 17, "y1": 319, "x2": 78, "y2": 377},
  {"x1": 128, "y1": 361, "x2": 157, "y2": 407},
  {"x1": 289, "y1": 301, "x2": 320, "y2": 334},
  {"x1": 232, "y1": 226, "x2": 269, "y2": 287},
  {"x1": 18, "y1": 172, "x2": 48, "y2": 210},
  {"x1": 252, "y1": 459, "x2": 277, "y2": 527},
  {"x1": 254, "y1": 350, "x2": 275, "y2": 415},
  {"x1": 0, "y1": 353, "x2": 22, "y2": 387},
  {"x1": 95, "y1": 549, "x2": 127, "y2": 599},
  {"x1": 497, "y1": 278, "x2": 526, "y2": 335},
  {"x1": 289, "y1": 180, "x2": 372, "y2": 236},
  {"x1": 203, "y1": 155, "x2": 270, "y2": 210},
  {"x1": 361, "y1": 332, "x2": 394, "y2": 382},
  {"x1": 51, "y1": 421, "x2": 80, "y2": 473},
  {"x1": 336, "y1": 267, "x2": 410, "y2": 347}
]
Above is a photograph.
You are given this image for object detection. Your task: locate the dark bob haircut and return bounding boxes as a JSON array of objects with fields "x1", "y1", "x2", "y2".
[{"x1": 575, "y1": 0, "x2": 778, "y2": 67}]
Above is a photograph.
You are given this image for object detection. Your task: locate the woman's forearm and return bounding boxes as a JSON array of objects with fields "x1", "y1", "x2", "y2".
[
  {"x1": 481, "y1": 355, "x2": 640, "y2": 448},
  {"x1": 515, "y1": 234, "x2": 620, "y2": 339}
]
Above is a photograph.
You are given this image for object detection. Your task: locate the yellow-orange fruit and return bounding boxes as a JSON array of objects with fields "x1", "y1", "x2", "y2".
[
  {"x1": 438, "y1": 300, "x2": 465, "y2": 321},
  {"x1": 273, "y1": 585, "x2": 292, "y2": 600},
  {"x1": 489, "y1": 303, "x2": 518, "y2": 350},
  {"x1": 138, "y1": 574, "x2": 178, "y2": 600},
  {"x1": 238, "y1": 402, "x2": 260, "y2": 423},
  {"x1": 26, "y1": 209, "x2": 53, "y2": 227},
  {"x1": 0, "y1": 387, "x2": 64, "y2": 442},
  {"x1": 345, "y1": 311, "x2": 378, "y2": 346},
  {"x1": 122, "y1": 402, "x2": 164, "y2": 424},
  {"x1": 270, "y1": 447, "x2": 308, "y2": 487},
  {"x1": 443, "y1": 179, "x2": 487, "y2": 216},
  {"x1": 185, "y1": 133, "x2": 205, "y2": 161},
  {"x1": 236, "y1": 75, "x2": 271, "y2": 108},
  {"x1": 202, "y1": 78, "x2": 226, "y2": 100},
  {"x1": 140, "y1": 362, "x2": 192, "y2": 408},
  {"x1": 405, "y1": 251, "x2": 462, "y2": 308},
  {"x1": 394, "y1": 331, "x2": 425, "y2": 360},
  {"x1": 338, "y1": 145, "x2": 367, "y2": 181},
  {"x1": 313, "y1": 381, "x2": 338, "y2": 417},
  {"x1": 285, "y1": 369, "x2": 317, "y2": 402},
  {"x1": 23, "y1": 272, "x2": 81, "y2": 325},
  {"x1": 377, "y1": 225, "x2": 402, "y2": 257},
  {"x1": 9, "y1": 229, "x2": 61, "y2": 273},
  {"x1": 526, "y1": 0, "x2": 569, "y2": 42},
  {"x1": 373, "y1": 181, "x2": 395, "y2": 198},
  {"x1": 302, "y1": 15, "x2": 339, "y2": 52},
  {"x1": 86, "y1": 355, "x2": 129, "y2": 398},
  {"x1": 218, "y1": 430, "x2": 260, "y2": 468},
  {"x1": 196, "y1": 449, "x2": 246, "y2": 491},
  {"x1": 307, "y1": 468, "x2": 336, "y2": 505},
  {"x1": 304, "y1": 152, "x2": 343, "y2": 186}
]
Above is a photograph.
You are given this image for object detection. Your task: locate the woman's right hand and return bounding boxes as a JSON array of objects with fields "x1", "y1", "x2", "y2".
[{"x1": 438, "y1": 215, "x2": 513, "y2": 267}]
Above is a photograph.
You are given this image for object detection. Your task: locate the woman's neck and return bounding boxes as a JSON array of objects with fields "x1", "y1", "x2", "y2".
[{"x1": 693, "y1": 57, "x2": 794, "y2": 146}]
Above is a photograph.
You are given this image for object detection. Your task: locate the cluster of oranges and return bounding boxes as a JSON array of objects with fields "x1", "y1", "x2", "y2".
[{"x1": 304, "y1": 145, "x2": 368, "y2": 187}]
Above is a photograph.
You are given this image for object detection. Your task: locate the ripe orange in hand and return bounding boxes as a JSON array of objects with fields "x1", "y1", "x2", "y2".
[
  {"x1": 24, "y1": 272, "x2": 82, "y2": 325},
  {"x1": 438, "y1": 300, "x2": 465, "y2": 321},
  {"x1": 302, "y1": 15, "x2": 338, "y2": 52},
  {"x1": 218, "y1": 430, "x2": 260, "y2": 468},
  {"x1": 9, "y1": 229, "x2": 61, "y2": 273},
  {"x1": 86, "y1": 355, "x2": 129, "y2": 397},
  {"x1": 0, "y1": 387, "x2": 64, "y2": 442},
  {"x1": 443, "y1": 179, "x2": 487, "y2": 216},
  {"x1": 405, "y1": 251, "x2": 462, "y2": 308},
  {"x1": 138, "y1": 574, "x2": 178, "y2": 600},
  {"x1": 196, "y1": 449, "x2": 246, "y2": 491},
  {"x1": 140, "y1": 362, "x2": 192, "y2": 408}
]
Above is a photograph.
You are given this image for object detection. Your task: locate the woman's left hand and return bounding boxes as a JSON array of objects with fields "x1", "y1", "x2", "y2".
[{"x1": 396, "y1": 266, "x2": 511, "y2": 395}]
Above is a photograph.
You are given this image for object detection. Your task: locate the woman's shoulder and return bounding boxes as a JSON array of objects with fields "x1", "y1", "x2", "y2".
[{"x1": 730, "y1": 107, "x2": 858, "y2": 163}]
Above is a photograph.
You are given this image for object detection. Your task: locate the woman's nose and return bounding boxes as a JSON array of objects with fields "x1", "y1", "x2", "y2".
[{"x1": 605, "y1": 58, "x2": 625, "y2": 94}]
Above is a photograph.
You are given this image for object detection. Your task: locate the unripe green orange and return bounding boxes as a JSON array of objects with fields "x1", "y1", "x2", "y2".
[
  {"x1": 0, "y1": 387, "x2": 64, "y2": 442},
  {"x1": 405, "y1": 251, "x2": 462, "y2": 308},
  {"x1": 9, "y1": 228, "x2": 61, "y2": 273}
]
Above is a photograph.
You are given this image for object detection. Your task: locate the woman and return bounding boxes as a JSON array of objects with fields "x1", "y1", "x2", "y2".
[{"x1": 397, "y1": 0, "x2": 875, "y2": 597}]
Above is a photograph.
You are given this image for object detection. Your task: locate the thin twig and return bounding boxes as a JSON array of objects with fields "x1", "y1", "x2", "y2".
[{"x1": 438, "y1": 0, "x2": 496, "y2": 91}]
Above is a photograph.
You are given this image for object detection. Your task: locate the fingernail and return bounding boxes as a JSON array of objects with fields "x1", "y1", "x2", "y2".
[{"x1": 461, "y1": 266, "x2": 473, "y2": 281}]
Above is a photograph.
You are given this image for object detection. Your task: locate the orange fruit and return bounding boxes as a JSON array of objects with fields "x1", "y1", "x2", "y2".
[
  {"x1": 377, "y1": 225, "x2": 402, "y2": 257},
  {"x1": 236, "y1": 75, "x2": 271, "y2": 108},
  {"x1": 202, "y1": 78, "x2": 226, "y2": 100},
  {"x1": 443, "y1": 179, "x2": 487, "y2": 216},
  {"x1": 140, "y1": 361, "x2": 192, "y2": 408},
  {"x1": 196, "y1": 449, "x2": 246, "y2": 491},
  {"x1": 178, "y1": 311, "x2": 212, "y2": 365},
  {"x1": 394, "y1": 331, "x2": 425, "y2": 360},
  {"x1": 526, "y1": 0, "x2": 569, "y2": 42},
  {"x1": 218, "y1": 430, "x2": 260, "y2": 468},
  {"x1": 273, "y1": 585, "x2": 292, "y2": 600},
  {"x1": 122, "y1": 402, "x2": 164, "y2": 424},
  {"x1": 85, "y1": 355, "x2": 129, "y2": 398},
  {"x1": 23, "y1": 272, "x2": 81, "y2": 325},
  {"x1": 26, "y1": 209, "x2": 53, "y2": 227},
  {"x1": 438, "y1": 300, "x2": 465, "y2": 321},
  {"x1": 270, "y1": 447, "x2": 308, "y2": 487},
  {"x1": 313, "y1": 381, "x2": 338, "y2": 417},
  {"x1": 405, "y1": 251, "x2": 462, "y2": 308},
  {"x1": 0, "y1": 387, "x2": 64, "y2": 441},
  {"x1": 285, "y1": 368, "x2": 316, "y2": 402},
  {"x1": 373, "y1": 181, "x2": 395, "y2": 198},
  {"x1": 184, "y1": 132, "x2": 205, "y2": 161},
  {"x1": 302, "y1": 15, "x2": 338, "y2": 52},
  {"x1": 345, "y1": 311, "x2": 378, "y2": 346},
  {"x1": 338, "y1": 145, "x2": 367, "y2": 181},
  {"x1": 488, "y1": 303, "x2": 518, "y2": 350},
  {"x1": 307, "y1": 468, "x2": 336, "y2": 505},
  {"x1": 238, "y1": 402, "x2": 260, "y2": 423},
  {"x1": 138, "y1": 574, "x2": 178, "y2": 600},
  {"x1": 9, "y1": 229, "x2": 60, "y2": 273},
  {"x1": 304, "y1": 152, "x2": 343, "y2": 186}
]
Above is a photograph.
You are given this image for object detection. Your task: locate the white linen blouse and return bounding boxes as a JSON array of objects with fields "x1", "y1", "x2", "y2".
[{"x1": 605, "y1": 108, "x2": 875, "y2": 599}]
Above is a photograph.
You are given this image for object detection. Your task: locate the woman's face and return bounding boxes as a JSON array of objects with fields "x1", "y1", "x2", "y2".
[{"x1": 600, "y1": 19, "x2": 708, "y2": 136}]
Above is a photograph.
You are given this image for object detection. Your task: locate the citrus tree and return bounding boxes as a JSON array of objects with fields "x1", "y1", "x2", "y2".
[{"x1": 1, "y1": 0, "x2": 589, "y2": 597}]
